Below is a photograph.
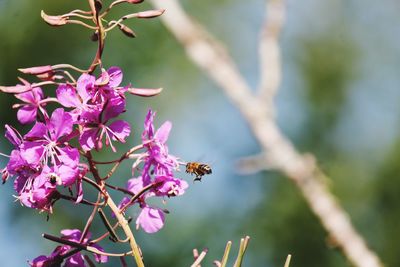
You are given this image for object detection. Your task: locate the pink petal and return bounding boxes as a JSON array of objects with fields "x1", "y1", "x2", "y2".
[
  {"x1": 103, "y1": 96, "x2": 126, "y2": 121},
  {"x1": 136, "y1": 206, "x2": 165, "y2": 233},
  {"x1": 61, "y1": 229, "x2": 82, "y2": 240},
  {"x1": 58, "y1": 146, "x2": 80, "y2": 168},
  {"x1": 109, "y1": 120, "x2": 131, "y2": 142},
  {"x1": 25, "y1": 122, "x2": 47, "y2": 138},
  {"x1": 155, "y1": 121, "x2": 171, "y2": 144},
  {"x1": 77, "y1": 73, "x2": 95, "y2": 98},
  {"x1": 20, "y1": 142, "x2": 45, "y2": 166},
  {"x1": 56, "y1": 84, "x2": 81, "y2": 108},
  {"x1": 58, "y1": 165, "x2": 79, "y2": 186},
  {"x1": 142, "y1": 109, "x2": 155, "y2": 140},
  {"x1": 126, "y1": 177, "x2": 144, "y2": 194},
  {"x1": 5, "y1": 125, "x2": 22, "y2": 146},
  {"x1": 15, "y1": 88, "x2": 40, "y2": 103},
  {"x1": 79, "y1": 128, "x2": 98, "y2": 152},
  {"x1": 17, "y1": 105, "x2": 37, "y2": 124},
  {"x1": 49, "y1": 108, "x2": 73, "y2": 139},
  {"x1": 107, "y1": 66, "x2": 123, "y2": 87}
]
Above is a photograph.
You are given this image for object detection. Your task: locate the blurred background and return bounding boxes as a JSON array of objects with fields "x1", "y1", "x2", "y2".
[{"x1": 1, "y1": 0, "x2": 400, "y2": 266}]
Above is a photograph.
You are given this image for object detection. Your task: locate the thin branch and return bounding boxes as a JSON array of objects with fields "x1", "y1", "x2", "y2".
[
  {"x1": 149, "y1": 1, "x2": 384, "y2": 267},
  {"x1": 67, "y1": 19, "x2": 98, "y2": 30},
  {"x1": 98, "y1": 208, "x2": 120, "y2": 242},
  {"x1": 91, "y1": 217, "x2": 133, "y2": 243},
  {"x1": 105, "y1": 182, "x2": 136, "y2": 197},
  {"x1": 284, "y1": 254, "x2": 292, "y2": 267},
  {"x1": 220, "y1": 241, "x2": 232, "y2": 267},
  {"x1": 258, "y1": 0, "x2": 285, "y2": 107},
  {"x1": 233, "y1": 236, "x2": 250, "y2": 267},
  {"x1": 80, "y1": 193, "x2": 102, "y2": 243},
  {"x1": 58, "y1": 193, "x2": 104, "y2": 206},
  {"x1": 43, "y1": 233, "x2": 133, "y2": 258},
  {"x1": 84, "y1": 255, "x2": 96, "y2": 267},
  {"x1": 101, "y1": 143, "x2": 146, "y2": 180},
  {"x1": 190, "y1": 248, "x2": 208, "y2": 267},
  {"x1": 120, "y1": 256, "x2": 128, "y2": 267},
  {"x1": 120, "y1": 182, "x2": 158, "y2": 213},
  {"x1": 193, "y1": 249, "x2": 201, "y2": 267},
  {"x1": 98, "y1": 208, "x2": 129, "y2": 243}
]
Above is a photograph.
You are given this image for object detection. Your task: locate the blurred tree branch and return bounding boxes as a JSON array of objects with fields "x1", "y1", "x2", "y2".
[{"x1": 149, "y1": 0, "x2": 385, "y2": 266}]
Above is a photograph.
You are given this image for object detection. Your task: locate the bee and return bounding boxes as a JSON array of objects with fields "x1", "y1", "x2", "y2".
[
  {"x1": 49, "y1": 174, "x2": 60, "y2": 185},
  {"x1": 186, "y1": 162, "x2": 212, "y2": 182}
]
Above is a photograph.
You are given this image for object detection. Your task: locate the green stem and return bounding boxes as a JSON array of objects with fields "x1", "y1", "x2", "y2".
[{"x1": 106, "y1": 192, "x2": 145, "y2": 267}]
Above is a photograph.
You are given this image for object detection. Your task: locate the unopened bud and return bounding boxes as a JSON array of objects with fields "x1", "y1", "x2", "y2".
[
  {"x1": 135, "y1": 9, "x2": 165, "y2": 19},
  {"x1": 118, "y1": 23, "x2": 136, "y2": 38},
  {"x1": 41, "y1": 10, "x2": 68, "y2": 26},
  {"x1": 91, "y1": 31, "x2": 99, "y2": 42},
  {"x1": 126, "y1": 0, "x2": 144, "y2": 3},
  {"x1": 18, "y1": 65, "x2": 53, "y2": 75},
  {"x1": 128, "y1": 87, "x2": 163, "y2": 97},
  {"x1": 95, "y1": 0, "x2": 103, "y2": 11},
  {"x1": 0, "y1": 84, "x2": 31, "y2": 94}
]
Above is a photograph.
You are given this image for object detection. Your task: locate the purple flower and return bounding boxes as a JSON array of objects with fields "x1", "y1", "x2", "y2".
[
  {"x1": 3, "y1": 110, "x2": 84, "y2": 211},
  {"x1": 17, "y1": 168, "x2": 57, "y2": 212},
  {"x1": 91, "y1": 67, "x2": 127, "y2": 100},
  {"x1": 14, "y1": 87, "x2": 46, "y2": 124},
  {"x1": 118, "y1": 110, "x2": 189, "y2": 233},
  {"x1": 20, "y1": 108, "x2": 79, "y2": 169},
  {"x1": 79, "y1": 95, "x2": 130, "y2": 152},
  {"x1": 4, "y1": 125, "x2": 37, "y2": 184},
  {"x1": 56, "y1": 83, "x2": 93, "y2": 122},
  {"x1": 153, "y1": 175, "x2": 188, "y2": 197},
  {"x1": 141, "y1": 109, "x2": 179, "y2": 183},
  {"x1": 30, "y1": 229, "x2": 108, "y2": 267}
]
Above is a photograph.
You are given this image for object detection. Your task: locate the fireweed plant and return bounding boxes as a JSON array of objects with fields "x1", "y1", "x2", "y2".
[{"x1": 0, "y1": 1, "x2": 196, "y2": 266}]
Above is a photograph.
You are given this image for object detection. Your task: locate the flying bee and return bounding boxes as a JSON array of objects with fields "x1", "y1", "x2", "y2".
[{"x1": 186, "y1": 162, "x2": 212, "y2": 182}]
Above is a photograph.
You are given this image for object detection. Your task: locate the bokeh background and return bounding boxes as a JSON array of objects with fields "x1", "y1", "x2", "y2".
[{"x1": 1, "y1": 0, "x2": 400, "y2": 266}]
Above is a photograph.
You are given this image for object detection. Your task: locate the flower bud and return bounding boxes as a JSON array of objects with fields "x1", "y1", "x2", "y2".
[
  {"x1": 18, "y1": 65, "x2": 53, "y2": 75},
  {"x1": 128, "y1": 87, "x2": 163, "y2": 97},
  {"x1": 41, "y1": 10, "x2": 68, "y2": 26},
  {"x1": 91, "y1": 31, "x2": 99, "y2": 42},
  {"x1": 135, "y1": 9, "x2": 165, "y2": 19},
  {"x1": 126, "y1": 0, "x2": 144, "y2": 3},
  {"x1": 95, "y1": 0, "x2": 103, "y2": 11},
  {"x1": 0, "y1": 85, "x2": 29, "y2": 93},
  {"x1": 118, "y1": 23, "x2": 136, "y2": 38}
]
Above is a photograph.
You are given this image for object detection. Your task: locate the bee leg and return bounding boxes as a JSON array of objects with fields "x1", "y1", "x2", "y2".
[{"x1": 193, "y1": 176, "x2": 202, "y2": 182}]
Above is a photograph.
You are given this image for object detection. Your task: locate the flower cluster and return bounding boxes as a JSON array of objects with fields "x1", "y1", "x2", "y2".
[
  {"x1": 2, "y1": 67, "x2": 133, "y2": 212},
  {"x1": 119, "y1": 110, "x2": 188, "y2": 233}
]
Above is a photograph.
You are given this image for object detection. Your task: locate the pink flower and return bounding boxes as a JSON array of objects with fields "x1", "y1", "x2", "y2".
[
  {"x1": 20, "y1": 108, "x2": 79, "y2": 169},
  {"x1": 14, "y1": 87, "x2": 47, "y2": 124},
  {"x1": 141, "y1": 109, "x2": 179, "y2": 183},
  {"x1": 79, "y1": 95, "x2": 130, "y2": 152}
]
